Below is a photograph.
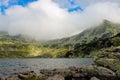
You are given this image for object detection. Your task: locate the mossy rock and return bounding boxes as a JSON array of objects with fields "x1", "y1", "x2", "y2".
[
  {"x1": 89, "y1": 66, "x2": 115, "y2": 76},
  {"x1": 96, "y1": 58, "x2": 120, "y2": 71},
  {"x1": 81, "y1": 66, "x2": 117, "y2": 80},
  {"x1": 116, "y1": 70, "x2": 120, "y2": 79},
  {"x1": 90, "y1": 47, "x2": 120, "y2": 60}
]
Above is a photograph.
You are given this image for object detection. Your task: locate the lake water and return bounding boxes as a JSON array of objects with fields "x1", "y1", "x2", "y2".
[{"x1": 0, "y1": 58, "x2": 94, "y2": 77}]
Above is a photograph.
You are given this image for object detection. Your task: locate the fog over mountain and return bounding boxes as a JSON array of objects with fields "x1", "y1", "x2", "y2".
[{"x1": 0, "y1": 0, "x2": 120, "y2": 40}]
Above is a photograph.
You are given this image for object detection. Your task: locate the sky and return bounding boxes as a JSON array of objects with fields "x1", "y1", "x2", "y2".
[{"x1": 0, "y1": 0, "x2": 120, "y2": 40}]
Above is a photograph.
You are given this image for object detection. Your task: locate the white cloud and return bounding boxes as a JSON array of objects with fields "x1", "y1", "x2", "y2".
[
  {"x1": 0, "y1": 0, "x2": 9, "y2": 6},
  {"x1": 0, "y1": 0, "x2": 120, "y2": 40},
  {"x1": 0, "y1": 13, "x2": 8, "y2": 31}
]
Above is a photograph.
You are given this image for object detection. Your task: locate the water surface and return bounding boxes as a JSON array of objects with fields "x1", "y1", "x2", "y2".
[{"x1": 0, "y1": 58, "x2": 94, "y2": 77}]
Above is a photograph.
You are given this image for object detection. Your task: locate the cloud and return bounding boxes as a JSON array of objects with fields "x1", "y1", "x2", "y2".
[
  {"x1": 0, "y1": 0, "x2": 120, "y2": 40},
  {"x1": 0, "y1": 13, "x2": 8, "y2": 31},
  {"x1": 0, "y1": 0, "x2": 9, "y2": 6}
]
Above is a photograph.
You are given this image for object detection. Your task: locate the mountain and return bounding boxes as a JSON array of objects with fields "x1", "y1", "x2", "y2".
[
  {"x1": 64, "y1": 32, "x2": 120, "y2": 58},
  {"x1": 0, "y1": 31, "x2": 27, "y2": 41},
  {"x1": 50, "y1": 20, "x2": 120, "y2": 45}
]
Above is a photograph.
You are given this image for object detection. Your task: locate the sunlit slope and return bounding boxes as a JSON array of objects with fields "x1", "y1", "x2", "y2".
[{"x1": 0, "y1": 33, "x2": 68, "y2": 58}]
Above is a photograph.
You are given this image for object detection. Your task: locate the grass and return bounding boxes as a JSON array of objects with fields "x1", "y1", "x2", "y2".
[{"x1": 0, "y1": 40, "x2": 69, "y2": 58}]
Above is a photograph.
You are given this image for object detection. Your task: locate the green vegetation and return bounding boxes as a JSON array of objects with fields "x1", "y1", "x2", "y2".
[
  {"x1": 0, "y1": 40, "x2": 68, "y2": 58},
  {"x1": 0, "y1": 32, "x2": 68, "y2": 58},
  {"x1": 65, "y1": 32, "x2": 120, "y2": 58}
]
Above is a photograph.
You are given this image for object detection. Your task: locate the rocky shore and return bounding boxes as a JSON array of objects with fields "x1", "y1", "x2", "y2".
[{"x1": 0, "y1": 65, "x2": 120, "y2": 80}]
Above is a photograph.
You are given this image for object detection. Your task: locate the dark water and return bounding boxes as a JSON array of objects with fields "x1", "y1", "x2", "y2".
[{"x1": 0, "y1": 58, "x2": 94, "y2": 77}]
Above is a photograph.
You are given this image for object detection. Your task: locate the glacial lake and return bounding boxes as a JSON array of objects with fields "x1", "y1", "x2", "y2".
[{"x1": 0, "y1": 58, "x2": 94, "y2": 77}]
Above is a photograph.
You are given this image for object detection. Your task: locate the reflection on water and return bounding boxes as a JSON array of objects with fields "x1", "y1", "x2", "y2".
[{"x1": 0, "y1": 58, "x2": 94, "y2": 77}]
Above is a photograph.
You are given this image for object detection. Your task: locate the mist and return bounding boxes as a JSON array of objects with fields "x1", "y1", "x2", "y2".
[{"x1": 0, "y1": 0, "x2": 120, "y2": 40}]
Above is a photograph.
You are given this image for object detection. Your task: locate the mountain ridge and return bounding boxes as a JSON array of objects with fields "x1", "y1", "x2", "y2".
[{"x1": 49, "y1": 20, "x2": 120, "y2": 45}]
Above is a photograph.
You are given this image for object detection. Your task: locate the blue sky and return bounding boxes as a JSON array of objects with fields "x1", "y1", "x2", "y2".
[
  {"x1": 0, "y1": 0, "x2": 85, "y2": 14},
  {"x1": 1, "y1": 0, "x2": 120, "y2": 14},
  {"x1": 0, "y1": 0, "x2": 37, "y2": 14}
]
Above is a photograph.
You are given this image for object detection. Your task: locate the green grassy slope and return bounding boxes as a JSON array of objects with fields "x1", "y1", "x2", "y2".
[{"x1": 0, "y1": 32, "x2": 68, "y2": 58}]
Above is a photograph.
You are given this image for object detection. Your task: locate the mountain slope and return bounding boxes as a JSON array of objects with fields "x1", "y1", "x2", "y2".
[
  {"x1": 51, "y1": 20, "x2": 120, "y2": 45},
  {"x1": 64, "y1": 32, "x2": 120, "y2": 58},
  {"x1": 0, "y1": 32, "x2": 68, "y2": 58}
]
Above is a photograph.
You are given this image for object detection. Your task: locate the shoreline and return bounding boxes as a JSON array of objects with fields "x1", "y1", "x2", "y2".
[{"x1": 0, "y1": 65, "x2": 120, "y2": 80}]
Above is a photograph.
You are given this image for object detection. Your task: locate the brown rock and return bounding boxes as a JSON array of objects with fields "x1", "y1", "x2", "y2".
[
  {"x1": 90, "y1": 77, "x2": 100, "y2": 80},
  {"x1": 73, "y1": 73, "x2": 83, "y2": 78},
  {"x1": 116, "y1": 69, "x2": 120, "y2": 79},
  {"x1": 47, "y1": 75, "x2": 65, "y2": 80},
  {"x1": 18, "y1": 74, "x2": 28, "y2": 79},
  {"x1": 2, "y1": 76, "x2": 20, "y2": 80}
]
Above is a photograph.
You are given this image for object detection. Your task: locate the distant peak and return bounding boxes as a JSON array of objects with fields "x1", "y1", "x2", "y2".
[{"x1": 103, "y1": 19, "x2": 111, "y2": 24}]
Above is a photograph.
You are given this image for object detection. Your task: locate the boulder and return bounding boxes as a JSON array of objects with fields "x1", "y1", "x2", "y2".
[
  {"x1": 96, "y1": 58, "x2": 120, "y2": 71},
  {"x1": 18, "y1": 74, "x2": 28, "y2": 79},
  {"x1": 116, "y1": 69, "x2": 120, "y2": 79},
  {"x1": 79, "y1": 66, "x2": 117, "y2": 80},
  {"x1": 17, "y1": 71, "x2": 36, "y2": 79},
  {"x1": 97, "y1": 67, "x2": 116, "y2": 76},
  {"x1": 0, "y1": 76, "x2": 20, "y2": 80},
  {"x1": 47, "y1": 75, "x2": 65, "y2": 80},
  {"x1": 90, "y1": 77, "x2": 100, "y2": 80}
]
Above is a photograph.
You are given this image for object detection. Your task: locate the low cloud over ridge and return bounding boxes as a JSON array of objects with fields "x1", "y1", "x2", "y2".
[{"x1": 0, "y1": 0, "x2": 120, "y2": 40}]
